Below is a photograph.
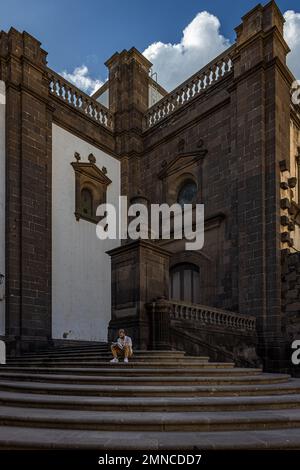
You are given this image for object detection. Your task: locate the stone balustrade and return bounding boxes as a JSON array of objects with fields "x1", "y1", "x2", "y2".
[
  {"x1": 169, "y1": 300, "x2": 256, "y2": 332},
  {"x1": 148, "y1": 297, "x2": 256, "y2": 335},
  {"x1": 143, "y1": 44, "x2": 235, "y2": 130},
  {"x1": 48, "y1": 69, "x2": 114, "y2": 130}
]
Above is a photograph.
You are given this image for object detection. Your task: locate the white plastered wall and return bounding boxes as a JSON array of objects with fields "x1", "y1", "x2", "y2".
[{"x1": 52, "y1": 124, "x2": 120, "y2": 341}]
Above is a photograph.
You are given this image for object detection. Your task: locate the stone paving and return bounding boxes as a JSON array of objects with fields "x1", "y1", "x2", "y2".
[{"x1": 0, "y1": 345, "x2": 299, "y2": 449}]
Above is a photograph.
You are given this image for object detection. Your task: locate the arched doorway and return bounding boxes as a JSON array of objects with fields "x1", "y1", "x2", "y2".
[{"x1": 169, "y1": 263, "x2": 200, "y2": 304}]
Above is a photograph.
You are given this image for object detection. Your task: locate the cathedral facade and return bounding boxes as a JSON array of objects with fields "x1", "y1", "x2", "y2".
[{"x1": 0, "y1": 1, "x2": 299, "y2": 371}]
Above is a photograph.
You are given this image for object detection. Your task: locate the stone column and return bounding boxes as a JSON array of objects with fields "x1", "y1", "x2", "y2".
[
  {"x1": 105, "y1": 48, "x2": 152, "y2": 203},
  {"x1": 0, "y1": 29, "x2": 52, "y2": 354}
]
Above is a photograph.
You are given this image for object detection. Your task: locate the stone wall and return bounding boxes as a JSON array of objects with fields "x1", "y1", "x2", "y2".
[
  {"x1": 0, "y1": 29, "x2": 117, "y2": 353},
  {"x1": 140, "y1": 2, "x2": 293, "y2": 369},
  {"x1": 282, "y1": 252, "x2": 300, "y2": 342},
  {"x1": 0, "y1": 2, "x2": 299, "y2": 369},
  {"x1": 0, "y1": 30, "x2": 53, "y2": 354}
]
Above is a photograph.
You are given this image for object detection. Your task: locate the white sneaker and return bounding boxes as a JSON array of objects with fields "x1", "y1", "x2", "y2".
[
  {"x1": 124, "y1": 357, "x2": 129, "y2": 363},
  {"x1": 110, "y1": 357, "x2": 119, "y2": 363}
]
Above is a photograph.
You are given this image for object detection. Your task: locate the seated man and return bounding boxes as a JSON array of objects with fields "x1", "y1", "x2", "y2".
[{"x1": 110, "y1": 329, "x2": 133, "y2": 363}]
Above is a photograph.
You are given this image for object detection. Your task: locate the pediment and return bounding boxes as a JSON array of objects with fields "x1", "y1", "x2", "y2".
[
  {"x1": 158, "y1": 149, "x2": 207, "y2": 180},
  {"x1": 71, "y1": 161, "x2": 112, "y2": 186},
  {"x1": 71, "y1": 153, "x2": 112, "y2": 224}
]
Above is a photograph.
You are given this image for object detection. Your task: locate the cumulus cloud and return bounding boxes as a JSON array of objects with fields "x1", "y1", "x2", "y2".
[
  {"x1": 143, "y1": 11, "x2": 231, "y2": 91},
  {"x1": 60, "y1": 9, "x2": 300, "y2": 96},
  {"x1": 61, "y1": 65, "x2": 103, "y2": 95},
  {"x1": 284, "y1": 10, "x2": 300, "y2": 79}
]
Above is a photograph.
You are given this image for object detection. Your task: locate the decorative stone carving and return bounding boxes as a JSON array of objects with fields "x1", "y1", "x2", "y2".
[
  {"x1": 71, "y1": 155, "x2": 112, "y2": 224},
  {"x1": 288, "y1": 221, "x2": 295, "y2": 232},
  {"x1": 158, "y1": 144, "x2": 207, "y2": 206},
  {"x1": 280, "y1": 198, "x2": 291, "y2": 210},
  {"x1": 280, "y1": 215, "x2": 289, "y2": 226},
  {"x1": 158, "y1": 148, "x2": 207, "y2": 180},
  {"x1": 279, "y1": 160, "x2": 289, "y2": 172},
  {"x1": 280, "y1": 181, "x2": 289, "y2": 190},
  {"x1": 281, "y1": 232, "x2": 293, "y2": 246},
  {"x1": 88, "y1": 153, "x2": 96, "y2": 164},
  {"x1": 288, "y1": 177, "x2": 297, "y2": 189}
]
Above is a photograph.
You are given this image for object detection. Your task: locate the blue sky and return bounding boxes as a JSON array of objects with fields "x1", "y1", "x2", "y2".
[{"x1": 1, "y1": 1, "x2": 299, "y2": 92}]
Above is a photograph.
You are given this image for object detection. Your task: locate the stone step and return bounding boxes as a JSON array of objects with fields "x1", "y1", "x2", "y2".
[
  {"x1": 1, "y1": 406, "x2": 300, "y2": 432},
  {"x1": 20, "y1": 348, "x2": 182, "y2": 357},
  {"x1": 7, "y1": 353, "x2": 209, "y2": 364},
  {"x1": 51, "y1": 341, "x2": 107, "y2": 346},
  {"x1": 19, "y1": 345, "x2": 186, "y2": 357},
  {"x1": 34, "y1": 341, "x2": 107, "y2": 349},
  {"x1": 7, "y1": 355, "x2": 209, "y2": 363},
  {"x1": 0, "y1": 366, "x2": 263, "y2": 376},
  {"x1": 2, "y1": 345, "x2": 299, "y2": 449},
  {"x1": 19, "y1": 349, "x2": 186, "y2": 357},
  {"x1": 0, "y1": 379, "x2": 299, "y2": 397},
  {"x1": 22, "y1": 344, "x2": 108, "y2": 351},
  {"x1": 5, "y1": 360, "x2": 234, "y2": 369},
  {"x1": 0, "y1": 426, "x2": 299, "y2": 449},
  {"x1": 0, "y1": 372, "x2": 290, "y2": 386},
  {"x1": 1, "y1": 391, "x2": 300, "y2": 412}
]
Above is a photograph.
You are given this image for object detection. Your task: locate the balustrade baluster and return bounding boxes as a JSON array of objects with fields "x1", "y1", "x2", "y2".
[
  {"x1": 211, "y1": 64, "x2": 217, "y2": 83},
  {"x1": 48, "y1": 48, "x2": 237, "y2": 131},
  {"x1": 55, "y1": 79, "x2": 60, "y2": 97},
  {"x1": 64, "y1": 85, "x2": 69, "y2": 104},
  {"x1": 104, "y1": 111, "x2": 109, "y2": 127},
  {"x1": 182, "y1": 85, "x2": 188, "y2": 103},
  {"x1": 101, "y1": 110, "x2": 107, "y2": 126},
  {"x1": 47, "y1": 70, "x2": 114, "y2": 130}
]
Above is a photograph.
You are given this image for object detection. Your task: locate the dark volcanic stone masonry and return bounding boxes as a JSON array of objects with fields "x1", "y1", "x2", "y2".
[{"x1": 0, "y1": 1, "x2": 299, "y2": 372}]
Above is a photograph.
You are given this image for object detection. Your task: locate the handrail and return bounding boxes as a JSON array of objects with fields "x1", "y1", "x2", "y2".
[
  {"x1": 47, "y1": 68, "x2": 114, "y2": 131},
  {"x1": 143, "y1": 44, "x2": 236, "y2": 130}
]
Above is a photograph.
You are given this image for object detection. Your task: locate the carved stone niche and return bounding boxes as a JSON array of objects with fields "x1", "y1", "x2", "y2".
[
  {"x1": 158, "y1": 140, "x2": 207, "y2": 205},
  {"x1": 71, "y1": 153, "x2": 112, "y2": 224}
]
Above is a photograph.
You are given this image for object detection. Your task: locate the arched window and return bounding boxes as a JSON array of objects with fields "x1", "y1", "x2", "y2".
[
  {"x1": 169, "y1": 263, "x2": 200, "y2": 304},
  {"x1": 177, "y1": 180, "x2": 197, "y2": 207},
  {"x1": 81, "y1": 188, "x2": 93, "y2": 218}
]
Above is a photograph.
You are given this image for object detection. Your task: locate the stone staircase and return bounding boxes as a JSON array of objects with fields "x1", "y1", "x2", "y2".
[{"x1": 0, "y1": 344, "x2": 300, "y2": 449}]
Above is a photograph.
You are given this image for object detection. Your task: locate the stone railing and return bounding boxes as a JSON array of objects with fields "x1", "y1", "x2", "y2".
[
  {"x1": 169, "y1": 300, "x2": 256, "y2": 332},
  {"x1": 144, "y1": 44, "x2": 235, "y2": 130},
  {"x1": 147, "y1": 298, "x2": 256, "y2": 350},
  {"x1": 47, "y1": 69, "x2": 114, "y2": 131}
]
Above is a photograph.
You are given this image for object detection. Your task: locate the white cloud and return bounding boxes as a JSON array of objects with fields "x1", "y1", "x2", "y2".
[
  {"x1": 284, "y1": 10, "x2": 300, "y2": 79},
  {"x1": 60, "y1": 9, "x2": 300, "y2": 96},
  {"x1": 143, "y1": 11, "x2": 231, "y2": 91},
  {"x1": 61, "y1": 65, "x2": 103, "y2": 95},
  {"x1": 144, "y1": 9, "x2": 300, "y2": 91}
]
